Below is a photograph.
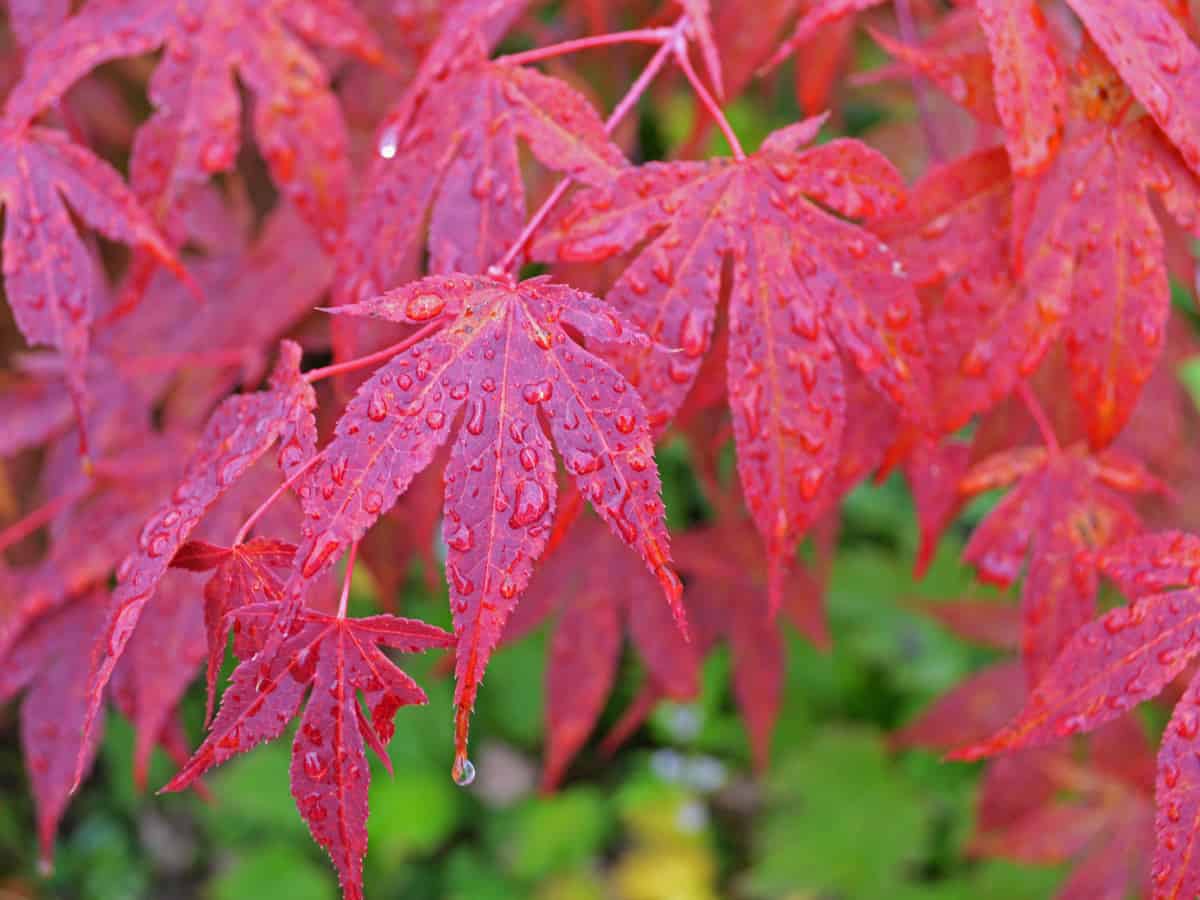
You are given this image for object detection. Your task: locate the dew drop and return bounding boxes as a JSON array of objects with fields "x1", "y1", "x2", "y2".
[
  {"x1": 509, "y1": 480, "x2": 550, "y2": 527},
  {"x1": 678, "y1": 309, "x2": 707, "y2": 358},
  {"x1": 406, "y1": 292, "x2": 446, "y2": 321},
  {"x1": 303, "y1": 751, "x2": 328, "y2": 780},
  {"x1": 446, "y1": 522, "x2": 474, "y2": 552},
  {"x1": 522, "y1": 380, "x2": 553, "y2": 404},
  {"x1": 367, "y1": 391, "x2": 388, "y2": 422},
  {"x1": 378, "y1": 126, "x2": 399, "y2": 159},
  {"x1": 453, "y1": 757, "x2": 476, "y2": 786}
]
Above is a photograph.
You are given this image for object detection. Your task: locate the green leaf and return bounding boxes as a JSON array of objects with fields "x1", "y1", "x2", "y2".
[
  {"x1": 210, "y1": 843, "x2": 336, "y2": 900},
  {"x1": 748, "y1": 728, "x2": 929, "y2": 897}
]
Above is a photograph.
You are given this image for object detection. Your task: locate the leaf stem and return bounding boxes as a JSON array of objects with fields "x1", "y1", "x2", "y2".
[
  {"x1": 674, "y1": 41, "x2": 745, "y2": 161},
  {"x1": 1017, "y1": 382, "x2": 1060, "y2": 456},
  {"x1": 118, "y1": 348, "x2": 250, "y2": 375},
  {"x1": 303, "y1": 320, "x2": 445, "y2": 384},
  {"x1": 233, "y1": 451, "x2": 325, "y2": 546},
  {"x1": 0, "y1": 482, "x2": 91, "y2": 557},
  {"x1": 489, "y1": 19, "x2": 686, "y2": 276},
  {"x1": 894, "y1": 0, "x2": 945, "y2": 163},
  {"x1": 494, "y1": 28, "x2": 674, "y2": 67},
  {"x1": 337, "y1": 541, "x2": 358, "y2": 619}
]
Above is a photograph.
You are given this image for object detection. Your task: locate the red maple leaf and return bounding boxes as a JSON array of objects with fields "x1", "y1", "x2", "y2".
[
  {"x1": 953, "y1": 530, "x2": 1200, "y2": 896},
  {"x1": 7, "y1": 0, "x2": 381, "y2": 243},
  {"x1": 338, "y1": 53, "x2": 624, "y2": 304},
  {"x1": 1065, "y1": 0, "x2": 1200, "y2": 176},
  {"x1": 875, "y1": 24, "x2": 1200, "y2": 448},
  {"x1": 74, "y1": 341, "x2": 317, "y2": 781},
  {"x1": 970, "y1": 0, "x2": 1066, "y2": 176},
  {"x1": 898, "y1": 597, "x2": 1155, "y2": 898},
  {"x1": 502, "y1": 512, "x2": 697, "y2": 789},
  {"x1": 296, "y1": 273, "x2": 683, "y2": 776},
  {"x1": 959, "y1": 443, "x2": 1159, "y2": 684},
  {"x1": 973, "y1": 718, "x2": 1155, "y2": 900},
  {"x1": 171, "y1": 536, "x2": 297, "y2": 723},
  {"x1": 0, "y1": 124, "x2": 180, "y2": 397},
  {"x1": 656, "y1": 507, "x2": 830, "y2": 770},
  {"x1": 0, "y1": 588, "x2": 201, "y2": 864},
  {"x1": 162, "y1": 602, "x2": 453, "y2": 900},
  {"x1": 534, "y1": 117, "x2": 931, "y2": 599}
]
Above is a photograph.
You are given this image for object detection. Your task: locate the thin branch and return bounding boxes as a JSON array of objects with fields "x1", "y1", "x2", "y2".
[
  {"x1": 673, "y1": 41, "x2": 745, "y2": 161},
  {"x1": 490, "y1": 18, "x2": 685, "y2": 276},
  {"x1": 495, "y1": 28, "x2": 674, "y2": 67},
  {"x1": 303, "y1": 320, "x2": 445, "y2": 384},
  {"x1": 337, "y1": 541, "x2": 358, "y2": 619},
  {"x1": 1017, "y1": 382, "x2": 1060, "y2": 456},
  {"x1": 233, "y1": 452, "x2": 325, "y2": 546},
  {"x1": 0, "y1": 482, "x2": 91, "y2": 557},
  {"x1": 895, "y1": 0, "x2": 946, "y2": 163}
]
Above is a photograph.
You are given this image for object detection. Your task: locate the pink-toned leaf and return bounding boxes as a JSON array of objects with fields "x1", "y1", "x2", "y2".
[
  {"x1": 955, "y1": 589, "x2": 1200, "y2": 760},
  {"x1": 536, "y1": 124, "x2": 928, "y2": 583},
  {"x1": 961, "y1": 445, "x2": 1149, "y2": 682},
  {"x1": 164, "y1": 604, "x2": 451, "y2": 900},
  {"x1": 892, "y1": 660, "x2": 1025, "y2": 752},
  {"x1": 1152, "y1": 673, "x2": 1200, "y2": 898},
  {"x1": 974, "y1": 0, "x2": 1066, "y2": 175},
  {"x1": 5, "y1": 0, "x2": 68, "y2": 49},
  {"x1": 302, "y1": 275, "x2": 682, "y2": 773},
  {"x1": 0, "y1": 126, "x2": 179, "y2": 390},
  {"x1": 1099, "y1": 531, "x2": 1200, "y2": 598},
  {"x1": 78, "y1": 342, "x2": 316, "y2": 783},
  {"x1": 339, "y1": 60, "x2": 624, "y2": 304},
  {"x1": 0, "y1": 590, "x2": 108, "y2": 866},
  {"x1": 8, "y1": 0, "x2": 379, "y2": 241},
  {"x1": 1065, "y1": 0, "x2": 1200, "y2": 175}
]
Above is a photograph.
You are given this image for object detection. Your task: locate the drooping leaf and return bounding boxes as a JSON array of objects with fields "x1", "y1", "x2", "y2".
[
  {"x1": 892, "y1": 661, "x2": 1026, "y2": 753},
  {"x1": 973, "y1": 0, "x2": 1066, "y2": 176},
  {"x1": 0, "y1": 589, "x2": 108, "y2": 866},
  {"x1": 959, "y1": 444, "x2": 1157, "y2": 682},
  {"x1": 972, "y1": 717, "x2": 1155, "y2": 900},
  {"x1": 164, "y1": 603, "x2": 452, "y2": 900},
  {"x1": 1065, "y1": 0, "x2": 1200, "y2": 175},
  {"x1": 171, "y1": 536, "x2": 297, "y2": 723},
  {"x1": 7, "y1": 0, "x2": 381, "y2": 241},
  {"x1": 77, "y1": 341, "x2": 317, "y2": 782},
  {"x1": 298, "y1": 273, "x2": 682, "y2": 774},
  {"x1": 0, "y1": 125, "x2": 179, "y2": 394},
  {"x1": 955, "y1": 531, "x2": 1200, "y2": 761},
  {"x1": 535, "y1": 120, "x2": 930, "y2": 595},
  {"x1": 339, "y1": 57, "x2": 624, "y2": 305},
  {"x1": 503, "y1": 513, "x2": 696, "y2": 789}
]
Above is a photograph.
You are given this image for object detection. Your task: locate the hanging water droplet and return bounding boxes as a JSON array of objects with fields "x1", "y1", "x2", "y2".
[
  {"x1": 453, "y1": 757, "x2": 476, "y2": 786},
  {"x1": 378, "y1": 126, "x2": 400, "y2": 159}
]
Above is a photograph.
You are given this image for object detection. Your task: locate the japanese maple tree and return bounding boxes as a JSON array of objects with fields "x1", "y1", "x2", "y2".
[{"x1": 1, "y1": 0, "x2": 1200, "y2": 897}]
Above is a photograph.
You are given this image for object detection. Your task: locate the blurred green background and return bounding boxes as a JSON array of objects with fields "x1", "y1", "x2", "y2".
[{"x1": 0, "y1": 459, "x2": 1072, "y2": 900}]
